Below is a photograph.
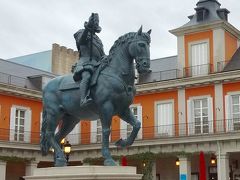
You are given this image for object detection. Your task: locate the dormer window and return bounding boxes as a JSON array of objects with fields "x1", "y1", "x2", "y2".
[
  {"x1": 217, "y1": 8, "x2": 230, "y2": 21},
  {"x1": 195, "y1": 7, "x2": 208, "y2": 22}
]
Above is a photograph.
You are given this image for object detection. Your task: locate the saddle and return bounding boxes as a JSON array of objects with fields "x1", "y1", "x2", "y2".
[{"x1": 59, "y1": 61, "x2": 107, "y2": 91}]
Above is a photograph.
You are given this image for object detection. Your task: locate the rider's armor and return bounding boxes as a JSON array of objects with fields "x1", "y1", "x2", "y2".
[
  {"x1": 72, "y1": 13, "x2": 105, "y2": 107},
  {"x1": 73, "y1": 29, "x2": 105, "y2": 80}
]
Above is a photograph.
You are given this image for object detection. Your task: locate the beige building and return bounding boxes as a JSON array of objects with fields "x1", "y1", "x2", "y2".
[{"x1": 51, "y1": 43, "x2": 79, "y2": 75}]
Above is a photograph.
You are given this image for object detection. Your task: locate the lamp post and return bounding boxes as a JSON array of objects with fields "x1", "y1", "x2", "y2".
[{"x1": 63, "y1": 141, "x2": 72, "y2": 164}]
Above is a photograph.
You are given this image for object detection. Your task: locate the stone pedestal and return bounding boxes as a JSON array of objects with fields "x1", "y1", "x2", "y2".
[{"x1": 24, "y1": 166, "x2": 142, "y2": 180}]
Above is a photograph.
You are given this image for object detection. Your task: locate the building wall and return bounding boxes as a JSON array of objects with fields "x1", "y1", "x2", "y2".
[
  {"x1": 111, "y1": 116, "x2": 120, "y2": 142},
  {"x1": 80, "y1": 121, "x2": 91, "y2": 144},
  {"x1": 225, "y1": 31, "x2": 238, "y2": 61},
  {"x1": 156, "y1": 157, "x2": 179, "y2": 180},
  {"x1": 51, "y1": 43, "x2": 79, "y2": 75},
  {"x1": 0, "y1": 94, "x2": 42, "y2": 143},
  {"x1": 6, "y1": 162, "x2": 25, "y2": 180},
  {"x1": 134, "y1": 91, "x2": 178, "y2": 139},
  {"x1": 223, "y1": 82, "x2": 240, "y2": 121},
  {"x1": 184, "y1": 30, "x2": 214, "y2": 70}
]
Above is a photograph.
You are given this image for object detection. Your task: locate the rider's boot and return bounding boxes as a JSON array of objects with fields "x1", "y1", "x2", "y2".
[{"x1": 79, "y1": 73, "x2": 93, "y2": 107}]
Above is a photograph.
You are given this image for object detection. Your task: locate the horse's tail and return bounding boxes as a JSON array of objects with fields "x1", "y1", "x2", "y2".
[{"x1": 40, "y1": 108, "x2": 50, "y2": 156}]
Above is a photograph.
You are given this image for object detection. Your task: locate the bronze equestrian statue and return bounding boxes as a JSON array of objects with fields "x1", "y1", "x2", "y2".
[{"x1": 40, "y1": 13, "x2": 151, "y2": 166}]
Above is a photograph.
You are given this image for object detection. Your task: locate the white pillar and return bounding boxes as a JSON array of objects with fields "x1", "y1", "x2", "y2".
[
  {"x1": 214, "y1": 83, "x2": 224, "y2": 132},
  {"x1": 178, "y1": 88, "x2": 186, "y2": 136},
  {"x1": 177, "y1": 35, "x2": 185, "y2": 77},
  {"x1": 179, "y1": 156, "x2": 191, "y2": 180},
  {"x1": 213, "y1": 28, "x2": 225, "y2": 72},
  {"x1": 217, "y1": 153, "x2": 229, "y2": 180},
  {"x1": 0, "y1": 160, "x2": 6, "y2": 180},
  {"x1": 151, "y1": 161, "x2": 156, "y2": 180},
  {"x1": 25, "y1": 161, "x2": 38, "y2": 176}
]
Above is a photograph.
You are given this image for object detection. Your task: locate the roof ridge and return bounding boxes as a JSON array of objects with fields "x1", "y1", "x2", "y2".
[
  {"x1": 151, "y1": 55, "x2": 177, "y2": 61},
  {"x1": 7, "y1": 50, "x2": 51, "y2": 60}
]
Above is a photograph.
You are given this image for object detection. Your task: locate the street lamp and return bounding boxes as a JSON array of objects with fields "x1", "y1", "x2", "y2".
[
  {"x1": 176, "y1": 158, "x2": 180, "y2": 166},
  {"x1": 63, "y1": 141, "x2": 72, "y2": 164},
  {"x1": 210, "y1": 154, "x2": 216, "y2": 165},
  {"x1": 60, "y1": 138, "x2": 65, "y2": 149}
]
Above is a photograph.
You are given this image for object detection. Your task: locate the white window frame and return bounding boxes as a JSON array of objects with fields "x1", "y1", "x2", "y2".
[
  {"x1": 66, "y1": 122, "x2": 80, "y2": 145},
  {"x1": 90, "y1": 120, "x2": 98, "y2": 143},
  {"x1": 40, "y1": 112, "x2": 43, "y2": 132},
  {"x1": 187, "y1": 95, "x2": 213, "y2": 135},
  {"x1": 225, "y1": 91, "x2": 240, "y2": 132},
  {"x1": 120, "y1": 104, "x2": 142, "y2": 140},
  {"x1": 96, "y1": 119, "x2": 102, "y2": 143},
  {"x1": 91, "y1": 119, "x2": 111, "y2": 143},
  {"x1": 154, "y1": 100, "x2": 174, "y2": 137},
  {"x1": 188, "y1": 39, "x2": 210, "y2": 76},
  {"x1": 10, "y1": 105, "x2": 32, "y2": 142}
]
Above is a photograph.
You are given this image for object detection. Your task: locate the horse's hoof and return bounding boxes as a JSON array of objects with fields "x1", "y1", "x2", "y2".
[
  {"x1": 115, "y1": 139, "x2": 128, "y2": 148},
  {"x1": 55, "y1": 158, "x2": 67, "y2": 167},
  {"x1": 104, "y1": 159, "x2": 117, "y2": 166}
]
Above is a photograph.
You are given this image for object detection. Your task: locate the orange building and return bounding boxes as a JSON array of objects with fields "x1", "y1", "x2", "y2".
[
  {"x1": 1, "y1": 0, "x2": 240, "y2": 179},
  {"x1": 0, "y1": 59, "x2": 56, "y2": 179}
]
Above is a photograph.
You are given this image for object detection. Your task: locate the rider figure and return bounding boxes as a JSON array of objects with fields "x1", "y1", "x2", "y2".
[{"x1": 73, "y1": 13, "x2": 105, "y2": 107}]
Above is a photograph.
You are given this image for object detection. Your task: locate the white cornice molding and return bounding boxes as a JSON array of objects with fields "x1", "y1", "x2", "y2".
[
  {"x1": 169, "y1": 20, "x2": 240, "y2": 39},
  {"x1": 71, "y1": 132, "x2": 240, "y2": 152},
  {"x1": 0, "y1": 83, "x2": 42, "y2": 100}
]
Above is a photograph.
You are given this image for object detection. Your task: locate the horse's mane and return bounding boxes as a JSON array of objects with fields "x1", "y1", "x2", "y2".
[{"x1": 106, "y1": 32, "x2": 151, "y2": 62}]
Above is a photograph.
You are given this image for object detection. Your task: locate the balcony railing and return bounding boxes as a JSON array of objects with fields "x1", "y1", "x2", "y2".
[
  {"x1": 184, "y1": 64, "x2": 213, "y2": 77},
  {"x1": 0, "y1": 72, "x2": 30, "y2": 88},
  {"x1": 138, "y1": 69, "x2": 180, "y2": 84},
  {"x1": 0, "y1": 72, "x2": 47, "y2": 91},
  {"x1": 1, "y1": 119, "x2": 240, "y2": 146},
  {"x1": 216, "y1": 60, "x2": 230, "y2": 72}
]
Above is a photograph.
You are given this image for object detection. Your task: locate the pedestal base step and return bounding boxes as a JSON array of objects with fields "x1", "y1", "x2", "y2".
[{"x1": 24, "y1": 166, "x2": 143, "y2": 180}]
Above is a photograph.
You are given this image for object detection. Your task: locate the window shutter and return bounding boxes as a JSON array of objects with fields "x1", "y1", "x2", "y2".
[
  {"x1": 24, "y1": 109, "x2": 32, "y2": 142},
  {"x1": 168, "y1": 103, "x2": 174, "y2": 136},
  {"x1": 208, "y1": 97, "x2": 214, "y2": 133},
  {"x1": 10, "y1": 106, "x2": 16, "y2": 141},
  {"x1": 90, "y1": 121, "x2": 97, "y2": 143},
  {"x1": 191, "y1": 42, "x2": 208, "y2": 76},
  {"x1": 120, "y1": 119, "x2": 127, "y2": 140},
  {"x1": 137, "y1": 105, "x2": 142, "y2": 139},
  {"x1": 67, "y1": 123, "x2": 80, "y2": 145},
  {"x1": 187, "y1": 100, "x2": 194, "y2": 135},
  {"x1": 40, "y1": 112, "x2": 43, "y2": 131},
  {"x1": 225, "y1": 95, "x2": 233, "y2": 132}
]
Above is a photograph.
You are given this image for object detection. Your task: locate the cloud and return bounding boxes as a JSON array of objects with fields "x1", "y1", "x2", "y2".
[{"x1": 0, "y1": 0, "x2": 239, "y2": 60}]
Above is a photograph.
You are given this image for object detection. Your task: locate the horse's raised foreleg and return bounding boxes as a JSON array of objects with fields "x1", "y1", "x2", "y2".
[
  {"x1": 99, "y1": 102, "x2": 117, "y2": 166},
  {"x1": 115, "y1": 108, "x2": 141, "y2": 148}
]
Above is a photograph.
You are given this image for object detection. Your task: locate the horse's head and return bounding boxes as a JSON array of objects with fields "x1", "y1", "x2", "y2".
[{"x1": 129, "y1": 26, "x2": 151, "y2": 74}]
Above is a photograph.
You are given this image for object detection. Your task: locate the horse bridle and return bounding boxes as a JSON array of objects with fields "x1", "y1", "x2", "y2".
[{"x1": 135, "y1": 56, "x2": 150, "y2": 70}]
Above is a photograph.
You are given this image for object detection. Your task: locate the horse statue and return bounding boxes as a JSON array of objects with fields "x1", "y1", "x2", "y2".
[{"x1": 40, "y1": 26, "x2": 151, "y2": 166}]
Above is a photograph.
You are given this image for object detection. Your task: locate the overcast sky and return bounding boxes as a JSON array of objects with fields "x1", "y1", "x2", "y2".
[{"x1": 1, "y1": 0, "x2": 240, "y2": 60}]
